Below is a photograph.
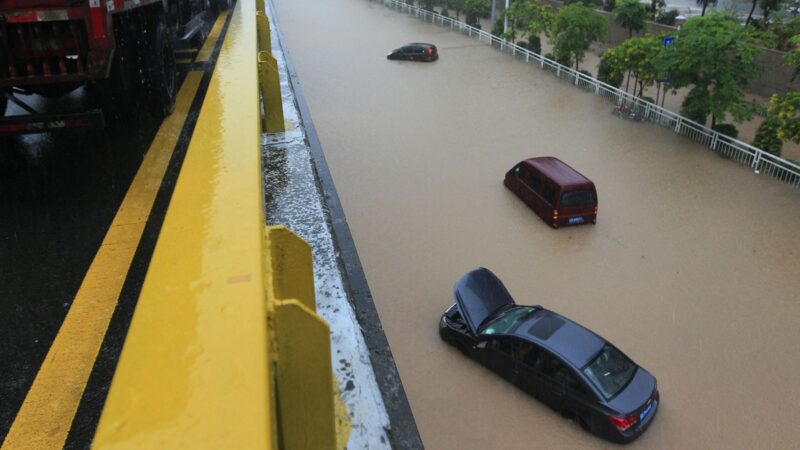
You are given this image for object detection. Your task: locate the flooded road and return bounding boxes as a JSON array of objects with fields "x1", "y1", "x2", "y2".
[{"x1": 274, "y1": 0, "x2": 800, "y2": 448}]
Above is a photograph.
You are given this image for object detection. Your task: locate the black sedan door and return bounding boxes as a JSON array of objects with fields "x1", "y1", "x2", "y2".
[
  {"x1": 517, "y1": 347, "x2": 568, "y2": 411},
  {"x1": 474, "y1": 337, "x2": 517, "y2": 383}
]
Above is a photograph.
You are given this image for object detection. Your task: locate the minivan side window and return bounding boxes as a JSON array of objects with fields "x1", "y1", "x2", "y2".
[
  {"x1": 525, "y1": 171, "x2": 542, "y2": 193},
  {"x1": 540, "y1": 183, "x2": 557, "y2": 206}
]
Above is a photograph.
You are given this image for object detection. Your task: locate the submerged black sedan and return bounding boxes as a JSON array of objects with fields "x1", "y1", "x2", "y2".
[
  {"x1": 439, "y1": 268, "x2": 659, "y2": 444},
  {"x1": 386, "y1": 43, "x2": 438, "y2": 62}
]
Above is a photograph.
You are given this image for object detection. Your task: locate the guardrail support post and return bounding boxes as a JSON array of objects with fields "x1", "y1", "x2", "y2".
[
  {"x1": 258, "y1": 51, "x2": 285, "y2": 133},
  {"x1": 256, "y1": 11, "x2": 284, "y2": 133}
]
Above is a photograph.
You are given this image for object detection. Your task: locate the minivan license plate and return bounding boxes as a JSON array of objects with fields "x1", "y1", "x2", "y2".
[{"x1": 568, "y1": 217, "x2": 584, "y2": 224}]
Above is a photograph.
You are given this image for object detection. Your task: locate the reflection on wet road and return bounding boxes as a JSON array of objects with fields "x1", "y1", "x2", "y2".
[{"x1": 275, "y1": 0, "x2": 800, "y2": 448}]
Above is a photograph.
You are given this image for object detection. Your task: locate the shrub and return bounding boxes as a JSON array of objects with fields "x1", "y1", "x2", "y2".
[
  {"x1": 491, "y1": 17, "x2": 504, "y2": 36},
  {"x1": 603, "y1": 0, "x2": 616, "y2": 11},
  {"x1": 641, "y1": 95, "x2": 655, "y2": 104},
  {"x1": 597, "y1": 56, "x2": 623, "y2": 88},
  {"x1": 712, "y1": 123, "x2": 739, "y2": 140},
  {"x1": 753, "y1": 117, "x2": 784, "y2": 156},
  {"x1": 528, "y1": 35, "x2": 542, "y2": 54},
  {"x1": 680, "y1": 86, "x2": 710, "y2": 125},
  {"x1": 579, "y1": 69, "x2": 593, "y2": 77},
  {"x1": 441, "y1": 8, "x2": 450, "y2": 17},
  {"x1": 544, "y1": 52, "x2": 556, "y2": 61},
  {"x1": 516, "y1": 41, "x2": 528, "y2": 49}
]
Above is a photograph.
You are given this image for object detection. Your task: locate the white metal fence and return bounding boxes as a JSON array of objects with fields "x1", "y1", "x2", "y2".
[{"x1": 378, "y1": 0, "x2": 800, "y2": 190}]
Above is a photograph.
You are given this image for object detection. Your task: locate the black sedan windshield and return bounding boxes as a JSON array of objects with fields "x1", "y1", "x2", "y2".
[
  {"x1": 582, "y1": 345, "x2": 636, "y2": 399},
  {"x1": 478, "y1": 306, "x2": 536, "y2": 335}
]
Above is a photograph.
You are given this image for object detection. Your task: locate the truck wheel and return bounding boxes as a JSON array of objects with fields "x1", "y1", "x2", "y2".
[{"x1": 144, "y1": 20, "x2": 177, "y2": 118}]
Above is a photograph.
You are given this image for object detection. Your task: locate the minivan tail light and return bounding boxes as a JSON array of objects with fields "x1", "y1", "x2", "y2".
[
  {"x1": 609, "y1": 414, "x2": 638, "y2": 432},
  {"x1": 427, "y1": 48, "x2": 432, "y2": 55}
]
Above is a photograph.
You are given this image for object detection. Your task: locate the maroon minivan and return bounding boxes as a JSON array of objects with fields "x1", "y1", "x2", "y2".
[{"x1": 504, "y1": 157, "x2": 597, "y2": 228}]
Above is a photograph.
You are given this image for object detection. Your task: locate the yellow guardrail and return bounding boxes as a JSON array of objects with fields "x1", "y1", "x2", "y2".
[
  {"x1": 93, "y1": 0, "x2": 336, "y2": 447},
  {"x1": 256, "y1": 0, "x2": 285, "y2": 133}
]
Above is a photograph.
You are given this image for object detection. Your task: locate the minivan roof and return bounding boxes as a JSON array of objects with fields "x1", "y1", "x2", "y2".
[{"x1": 524, "y1": 157, "x2": 594, "y2": 190}]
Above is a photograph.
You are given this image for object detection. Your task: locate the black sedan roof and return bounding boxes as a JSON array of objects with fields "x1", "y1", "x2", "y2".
[{"x1": 508, "y1": 308, "x2": 605, "y2": 369}]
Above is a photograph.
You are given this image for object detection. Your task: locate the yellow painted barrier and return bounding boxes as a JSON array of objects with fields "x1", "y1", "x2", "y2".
[
  {"x1": 256, "y1": 4, "x2": 285, "y2": 132},
  {"x1": 93, "y1": 0, "x2": 339, "y2": 448}
]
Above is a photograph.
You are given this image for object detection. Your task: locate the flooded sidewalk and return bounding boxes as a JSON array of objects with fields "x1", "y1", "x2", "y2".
[{"x1": 274, "y1": 0, "x2": 800, "y2": 448}]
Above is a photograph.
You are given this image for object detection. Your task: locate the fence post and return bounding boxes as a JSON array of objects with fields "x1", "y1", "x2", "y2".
[
  {"x1": 556, "y1": 65, "x2": 561, "y2": 77},
  {"x1": 595, "y1": 82, "x2": 600, "y2": 95},
  {"x1": 752, "y1": 151, "x2": 762, "y2": 174},
  {"x1": 674, "y1": 117, "x2": 682, "y2": 134},
  {"x1": 710, "y1": 133, "x2": 718, "y2": 151},
  {"x1": 574, "y1": 73, "x2": 579, "y2": 86}
]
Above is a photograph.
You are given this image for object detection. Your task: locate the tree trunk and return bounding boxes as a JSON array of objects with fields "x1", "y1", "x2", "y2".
[
  {"x1": 629, "y1": 27, "x2": 633, "y2": 39},
  {"x1": 711, "y1": 114, "x2": 717, "y2": 129},
  {"x1": 745, "y1": 0, "x2": 757, "y2": 25},
  {"x1": 701, "y1": 0, "x2": 708, "y2": 15}
]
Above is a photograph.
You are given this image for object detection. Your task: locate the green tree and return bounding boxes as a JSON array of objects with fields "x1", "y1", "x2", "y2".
[
  {"x1": 658, "y1": 13, "x2": 762, "y2": 128},
  {"x1": 597, "y1": 50, "x2": 625, "y2": 87},
  {"x1": 521, "y1": 1, "x2": 555, "y2": 53},
  {"x1": 784, "y1": 34, "x2": 800, "y2": 79},
  {"x1": 464, "y1": 0, "x2": 490, "y2": 27},
  {"x1": 760, "y1": 0, "x2": 784, "y2": 23},
  {"x1": 500, "y1": 0, "x2": 527, "y2": 41},
  {"x1": 613, "y1": 0, "x2": 649, "y2": 38},
  {"x1": 551, "y1": 4, "x2": 608, "y2": 70},
  {"x1": 610, "y1": 35, "x2": 663, "y2": 96}
]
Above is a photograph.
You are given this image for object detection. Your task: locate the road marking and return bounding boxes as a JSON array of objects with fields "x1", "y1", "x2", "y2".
[
  {"x1": 174, "y1": 48, "x2": 198, "y2": 54},
  {"x1": 195, "y1": 11, "x2": 228, "y2": 62},
  {"x1": 1, "y1": 71, "x2": 204, "y2": 450},
  {"x1": 176, "y1": 58, "x2": 194, "y2": 64}
]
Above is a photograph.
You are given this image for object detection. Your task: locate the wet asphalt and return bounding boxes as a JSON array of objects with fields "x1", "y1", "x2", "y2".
[{"x1": 0, "y1": 13, "x2": 223, "y2": 446}]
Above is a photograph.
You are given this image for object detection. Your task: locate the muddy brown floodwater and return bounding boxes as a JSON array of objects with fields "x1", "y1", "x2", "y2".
[{"x1": 273, "y1": 0, "x2": 800, "y2": 448}]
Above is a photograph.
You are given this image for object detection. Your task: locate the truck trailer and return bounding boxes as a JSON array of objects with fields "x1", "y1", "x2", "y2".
[{"x1": 0, "y1": 0, "x2": 226, "y2": 134}]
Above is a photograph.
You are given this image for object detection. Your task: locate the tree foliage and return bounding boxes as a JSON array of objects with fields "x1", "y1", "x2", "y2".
[
  {"x1": 551, "y1": 4, "x2": 607, "y2": 70},
  {"x1": 613, "y1": 0, "x2": 649, "y2": 38},
  {"x1": 753, "y1": 116, "x2": 784, "y2": 155},
  {"x1": 464, "y1": 0, "x2": 490, "y2": 27},
  {"x1": 597, "y1": 52, "x2": 624, "y2": 87},
  {"x1": 607, "y1": 34, "x2": 663, "y2": 96},
  {"x1": 769, "y1": 92, "x2": 800, "y2": 144},
  {"x1": 658, "y1": 13, "x2": 763, "y2": 127}
]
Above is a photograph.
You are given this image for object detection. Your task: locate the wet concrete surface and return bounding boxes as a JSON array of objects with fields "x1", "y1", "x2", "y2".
[
  {"x1": 274, "y1": 0, "x2": 800, "y2": 448},
  {"x1": 0, "y1": 100, "x2": 164, "y2": 443}
]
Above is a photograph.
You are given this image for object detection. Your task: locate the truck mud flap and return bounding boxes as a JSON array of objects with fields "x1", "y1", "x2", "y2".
[{"x1": 0, "y1": 109, "x2": 105, "y2": 135}]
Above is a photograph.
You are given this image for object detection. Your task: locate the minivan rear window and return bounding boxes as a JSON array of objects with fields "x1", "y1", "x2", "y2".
[{"x1": 560, "y1": 189, "x2": 595, "y2": 207}]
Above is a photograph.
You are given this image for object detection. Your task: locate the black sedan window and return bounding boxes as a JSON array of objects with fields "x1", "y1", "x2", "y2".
[
  {"x1": 478, "y1": 306, "x2": 536, "y2": 335},
  {"x1": 582, "y1": 345, "x2": 636, "y2": 399}
]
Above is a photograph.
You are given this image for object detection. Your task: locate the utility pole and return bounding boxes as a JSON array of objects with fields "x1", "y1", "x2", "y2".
[
  {"x1": 503, "y1": 0, "x2": 509, "y2": 34},
  {"x1": 490, "y1": 0, "x2": 496, "y2": 29}
]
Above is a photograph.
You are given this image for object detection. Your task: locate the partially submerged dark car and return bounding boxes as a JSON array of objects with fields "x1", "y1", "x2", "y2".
[
  {"x1": 439, "y1": 268, "x2": 659, "y2": 444},
  {"x1": 386, "y1": 43, "x2": 438, "y2": 62}
]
